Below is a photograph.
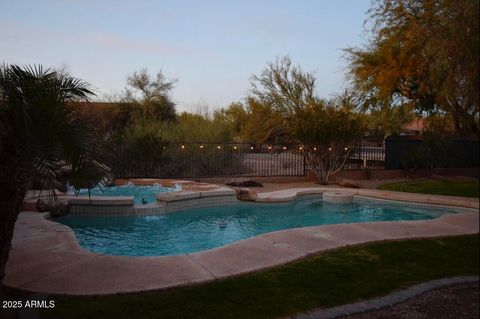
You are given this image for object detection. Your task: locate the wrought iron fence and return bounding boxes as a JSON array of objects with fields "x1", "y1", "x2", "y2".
[
  {"x1": 344, "y1": 139, "x2": 385, "y2": 170},
  {"x1": 113, "y1": 141, "x2": 385, "y2": 178}
]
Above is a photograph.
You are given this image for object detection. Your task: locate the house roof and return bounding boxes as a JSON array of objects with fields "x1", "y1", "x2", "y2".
[{"x1": 401, "y1": 118, "x2": 425, "y2": 132}]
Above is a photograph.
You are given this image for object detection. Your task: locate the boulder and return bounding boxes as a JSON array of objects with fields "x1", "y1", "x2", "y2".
[
  {"x1": 336, "y1": 178, "x2": 360, "y2": 189},
  {"x1": 36, "y1": 197, "x2": 70, "y2": 215},
  {"x1": 36, "y1": 198, "x2": 54, "y2": 212},
  {"x1": 236, "y1": 188, "x2": 258, "y2": 201},
  {"x1": 225, "y1": 178, "x2": 263, "y2": 187},
  {"x1": 50, "y1": 200, "x2": 70, "y2": 218}
]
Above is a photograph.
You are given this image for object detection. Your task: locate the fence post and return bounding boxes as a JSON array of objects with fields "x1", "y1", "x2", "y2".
[{"x1": 303, "y1": 149, "x2": 307, "y2": 176}]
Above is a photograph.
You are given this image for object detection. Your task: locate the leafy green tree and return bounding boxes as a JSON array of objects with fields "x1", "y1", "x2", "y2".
[
  {"x1": 345, "y1": 0, "x2": 479, "y2": 135},
  {"x1": 211, "y1": 109, "x2": 239, "y2": 142},
  {"x1": 292, "y1": 100, "x2": 367, "y2": 184},
  {"x1": 238, "y1": 56, "x2": 320, "y2": 143},
  {"x1": 0, "y1": 65, "x2": 111, "y2": 281},
  {"x1": 405, "y1": 115, "x2": 455, "y2": 170},
  {"x1": 367, "y1": 103, "x2": 414, "y2": 138},
  {"x1": 107, "y1": 68, "x2": 178, "y2": 169},
  {"x1": 223, "y1": 98, "x2": 288, "y2": 143},
  {"x1": 334, "y1": 89, "x2": 414, "y2": 138},
  {"x1": 161, "y1": 111, "x2": 235, "y2": 142},
  {"x1": 71, "y1": 102, "x2": 133, "y2": 138},
  {"x1": 249, "y1": 57, "x2": 367, "y2": 183},
  {"x1": 221, "y1": 102, "x2": 249, "y2": 138}
]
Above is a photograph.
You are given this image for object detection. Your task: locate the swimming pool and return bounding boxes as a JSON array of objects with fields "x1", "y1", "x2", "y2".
[
  {"x1": 56, "y1": 196, "x2": 459, "y2": 256},
  {"x1": 77, "y1": 183, "x2": 179, "y2": 205}
]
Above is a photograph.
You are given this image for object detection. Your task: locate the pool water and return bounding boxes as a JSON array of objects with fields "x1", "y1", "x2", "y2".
[
  {"x1": 57, "y1": 196, "x2": 457, "y2": 257},
  {"x1": 78, "y1": 184, "x2": 177, "y2": 205}
]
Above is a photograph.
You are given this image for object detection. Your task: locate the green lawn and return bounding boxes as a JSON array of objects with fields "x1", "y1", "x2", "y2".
[
  {"x1": 42, "y1": 235, "x2": 479, "y2": 319},
  {"x1": 378, "y1": 180, "x2": 479, "y2": 198}
]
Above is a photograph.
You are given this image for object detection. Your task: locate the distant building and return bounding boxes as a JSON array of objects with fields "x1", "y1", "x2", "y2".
[{"x1": 399, "y1": 118, "x2": 425, "y2": 136}]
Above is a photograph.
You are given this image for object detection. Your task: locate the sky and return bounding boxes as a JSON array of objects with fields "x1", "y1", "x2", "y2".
[{"x1": 1, "y1": 0, "x2": 371, "y2": 112}]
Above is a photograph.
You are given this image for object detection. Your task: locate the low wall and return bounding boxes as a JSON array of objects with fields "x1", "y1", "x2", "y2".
[
  {"x1": 331, "y1": 167, "x2": 479, "y2": 181},
  {"x1": 385, "y1": 137, "x2": 479, "y2": 169}
]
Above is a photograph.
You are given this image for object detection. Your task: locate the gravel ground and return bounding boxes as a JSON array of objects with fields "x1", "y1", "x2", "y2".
[{"x1": 340, "y1": 283, "x2": 479, "y2": 319}]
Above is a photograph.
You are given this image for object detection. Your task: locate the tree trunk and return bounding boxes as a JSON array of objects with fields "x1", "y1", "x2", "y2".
[
  {"x1": 303, "y1": 147, "x2": 352, "y2": 185},
  {"x1": 0, "y1": 181, "x2": 25, "y2": 282}
]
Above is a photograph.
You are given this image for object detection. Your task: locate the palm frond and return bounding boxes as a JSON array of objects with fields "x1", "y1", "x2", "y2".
[
  {"x1": 1, "y1": 64, "x2": 111, "y2": 204},
  {"x1": 31, "y1": 158, "x2": 61, "y2": 203}
]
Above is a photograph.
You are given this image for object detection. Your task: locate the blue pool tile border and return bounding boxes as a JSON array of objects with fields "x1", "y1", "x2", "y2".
[{"x1": 68, "y1": 192, "x2": 477, "y2": 217}]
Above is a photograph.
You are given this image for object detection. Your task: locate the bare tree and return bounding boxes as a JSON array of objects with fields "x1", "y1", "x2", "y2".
[
  {"x1": 125, "y1": 68, "x2": 177, "y2": 122},
  {"x1": 250, "y1": 56, "x2": 318, "y2": 116}
]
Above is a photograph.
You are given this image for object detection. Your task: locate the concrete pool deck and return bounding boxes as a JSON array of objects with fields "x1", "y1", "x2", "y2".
[{"x1": 3, "y1": 187, "x2": 479, "y2": 295}]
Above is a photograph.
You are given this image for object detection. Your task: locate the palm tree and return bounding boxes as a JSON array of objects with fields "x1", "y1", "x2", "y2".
[{"x1": 0, "y1": 65, "x2": 111, "y2": 281}]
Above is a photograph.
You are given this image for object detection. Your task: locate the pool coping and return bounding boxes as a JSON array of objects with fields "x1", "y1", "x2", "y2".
[
  {"x1": 4, "y1": 187, "x2": 479, "y2": 296},
  {"x1": 23, "y1": 179, "x2": 237, "y2": 216}
]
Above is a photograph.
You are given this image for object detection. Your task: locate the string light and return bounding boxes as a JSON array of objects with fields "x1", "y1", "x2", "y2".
[
  {"x1": 181, "y1": 145, "x2": 185, "y2": 149},
  {"x1": 200, "y1": 145, "x2": 204, "y2": 149},
  {"x1": 268, "y1": 146, "x2": 272, "y2": 150},
  {"x1": 233, "y1": 146, "x2": 237, "y2": 150},
  {"x1": 250, "y1": 146, "x2": 254, "y2": 150},
  {"x1": 217, "y1": 145, "x2": 221, "y2": 150},
  {"x1": 282, "y1": 146, "x2": 287, "y2": 150},
  {"x1": 299, "y1": 146, "x2": 303, "y2": 151},
  {"x1": 328, "y1": 147, "x2": 332, "y2": 151},
  {"x1": 344, "y1": 147, "x2": 348, "y2": 151},
  {"x1": 313, "y1": 147, "x2": 317, "y2": 151}
]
